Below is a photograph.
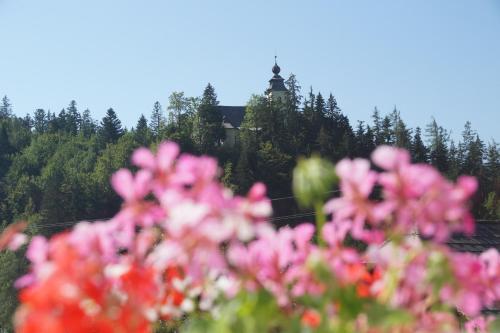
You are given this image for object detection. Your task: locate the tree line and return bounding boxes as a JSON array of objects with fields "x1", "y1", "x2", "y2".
[
  {"x1": 0, "y1": 77, "x2": 498, "y2": 232},
  {"x1": 0, "y1": 75, "x2": 499, "y2": 330}
]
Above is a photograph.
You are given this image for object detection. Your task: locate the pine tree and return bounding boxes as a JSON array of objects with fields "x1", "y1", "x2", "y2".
[
  {"x1": 197, "y1": 83, "x2": 224, "y2": 154},
  {"x1": 425, "y1": 118, "x2": 449, "y2": 172},
  {"x1": 22, "y1": 114, "x2": 33, "y2": 130},
  {"x1": 391, "y1": 108, "x2": 412, "y2": 149},
  {"x1": 380, "y1": 115, "x2": 393, "y2": 145},
  {"x1": 484, "y1": 141, "x2": 499, "y2": 183},
  {"x1": 314, "y1": 92, "x2": 326, "y2": 119},
  {"x1": 285, "y1": 73, "x2": 302, "y2": 112},
  {"x1": 465, "y1": 135, "x2": 485, "y2": 176},
  {"x1": 134, "y1": 114, "x2": 151, "y2": 146},
  {"x1": 99, "y1": 108, "x2": 124, "y2": 144},
  {"x1": 459, "y1": 122, "x2": 484, "y2": 176},
  {"x1": 46, "y1": 111, "x2": 58, "y2": 133},
  {"x1": 411, "y1": 127, "x2": 428, "y2": 163},
  {"x1": 303, "y1": 87, "x2": 315, "y2": 122},
  {"x1": 372, "y1": 107, "x2": 383, "y2": 145},
  {"x1": 448, "y1": 140, "x2": 460, "y2": 179},
  {"x1": 316, "y1": 125, "x2": 334, "y2": 158},
  {"x1": 56, "y1": 109, "x2": 68, "y2": 132},
  {"x1": 483, "y1": 141, "x2": 500, "y2": 215},
  {"x1": 150, "y1": 101, "x2": 166, "y2": 141},
  {"x1": 0, "y1": 96, "x2": 12, "y2": 118},
  {"x1": 326, "y1": 93, "x2": 341, "y2": 120},
  {"x1": 33, "y1": 109, "x2": 47, "y2": 134},
  {"x1": 354, "y1": 121, "x2": 374, "y2": 158},
  {"x1": 65, "y1": 100, "x2": 81, "y2": 135},
  {"x1": 80, "y1": 109, "x2": 97, "y2": 138}
]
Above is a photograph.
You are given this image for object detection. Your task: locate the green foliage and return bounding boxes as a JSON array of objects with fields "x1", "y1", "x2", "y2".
[
  {"x1": 135, "y1": 114, "x2": 152, "y2": 146},
  {"x1": 0, "y1": 83, "x2": 498, "y2": 331},
  {"x1": 99, "y1": 108, "x2": 124, "y2": 144},
  {"x1": 426, "y1": 118, "x2": 450, "y2": 172},
  {"x1": 196, "y1": 84, "x2": 224, "y2": 154},
  {"x1": 0, "y1": 250, "x2": 25, "y2": 333},
  {"x1": 150, "y1": 101, "x2": 166, "y2": 142},
  {"x1": 0, "y1": 96, "x2": 13, "y2": 118},
  {"x1": 182, "y1": 291, "x2": 297, "y2": 333}
]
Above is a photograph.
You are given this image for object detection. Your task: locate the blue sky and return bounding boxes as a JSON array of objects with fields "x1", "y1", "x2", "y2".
[{"x1": 0, "y1": 0, "x2": 499, "y2": 142}]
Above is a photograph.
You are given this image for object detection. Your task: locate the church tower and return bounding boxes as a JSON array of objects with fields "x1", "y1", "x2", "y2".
[{"x1": 266, "y1": 57, "x2": 288, "y2": 102}]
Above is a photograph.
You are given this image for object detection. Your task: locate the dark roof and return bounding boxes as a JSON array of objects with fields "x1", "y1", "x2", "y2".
[
  {"x1": 447, "y1": 221, "x2": 500, "y2": 254},
  {"x1": 217, "y1": 106, "x2": 245, "y2": 128},
  {"x1": 448, "y1": 221, "x2": 500, "y2": 316},
  {"x1": 267, "y1": 75, "x2": 288, "y2": 92}
]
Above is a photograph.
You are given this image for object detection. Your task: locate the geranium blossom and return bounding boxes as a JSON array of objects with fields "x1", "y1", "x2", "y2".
[{"x1": 1, "y1": 142, "x2": 498, "y2": 333}]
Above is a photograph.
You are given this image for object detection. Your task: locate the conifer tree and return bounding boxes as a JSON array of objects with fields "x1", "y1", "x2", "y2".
[
  {"x1": 80, "y1": 109, "x2": 97, "y2": 138},
  {"x1": 99, "y1": 108, "x2": 124, "y2": 144},
  {"x1": 150, "y1": 101, "x2": 166, "y2": 141},
  {"x1": 285, "y1": 74, "x2": 302, "y2": 112},
  {"x1": 134, "y1": 114, "x2": 151, "y2": 146},
  {"x1": 0, "y1": 96, "x2": 12, "y2": 118},
  {"x1": 66, "y1": 100, "x2": 81, "y2": 135},
  {"x1": 411, "y1": 127, "x2": 428, "y2": 163},
  {"x1": 372, "y1": 107, "x2": 383, "y2": 145},
  {"x1": 459, "y1": 122, "x2": 484, "y2": 176},
  {"x1": 326, "y1": 93, "x2": 341, "y2": 120},
  {"x1": 22, "y1": 114, "x2": 33, "y2": 130},
  {"x1": 46, "y1": 111, "x2": 58, "y2": 133},
  {"x1": 316, "y1": 125, "x2": 334, "y2": 158},
  {"x1": 33, "y1": 109, "x2": 47, "y2": 134},
  {"x1": 197, "y1": 83, "x2": 224, "y2": 154},
  {"x1": 484, "y1": 140, "x2": 499, "y2": 183},
  {"x1": 56, "y1": 109, "x2": 68, "y2": 133},
  {"x1": 354, "y1": 121, "x2": 374, "y2": 158},
  {"x1": 380, "y1": 115, "x2": 394, "y2": 145},
  {"x1": 314, "y1": 92, "x2": 326, "y2": 119},
  {"x1": 425, "y1": 118, "x2": 449, "y2": 172},
  {"x1": 391, "y1": 108, "x2": 412, "y2": 149},
  {"x1": 448, "y1": 140, "x2": 460, "y2": 179}
]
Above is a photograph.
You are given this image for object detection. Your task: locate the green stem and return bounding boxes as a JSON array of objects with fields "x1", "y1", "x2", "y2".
[{"x1": 314, "y1": 201, "x2": 326, "y2": 247}]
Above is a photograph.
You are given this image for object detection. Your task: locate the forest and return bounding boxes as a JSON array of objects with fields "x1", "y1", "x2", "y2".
[{"x1": 0, "y1": 74, "x2": 499, "y2": 330}]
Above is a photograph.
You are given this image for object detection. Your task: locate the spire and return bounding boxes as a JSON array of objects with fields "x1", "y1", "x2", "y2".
[
  {"x1": 272, "y1": 55, "x2": 281, "y2": 75},
  {"x1": 266, "y1": 56, "x2": 288, "y2": 100}
]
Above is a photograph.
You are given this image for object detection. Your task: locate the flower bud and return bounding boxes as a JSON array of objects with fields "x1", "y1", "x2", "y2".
[{"x1": 293, "y1": 156, "x2": 337, "y2": 208}]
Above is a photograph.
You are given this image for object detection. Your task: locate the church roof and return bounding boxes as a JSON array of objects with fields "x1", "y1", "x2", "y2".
[
  {"x1": 447, "y1": 221, "x2": 500, "y2": 254},
  {"x1": 268, "y1": 75, "x2": 288, "y2": 92},
  {"x1": 267, "y1": 57, "x2": 288, "y2": 93},
  {"x1": 217, "y1": 105, "x2": 245, "y2": 128}
]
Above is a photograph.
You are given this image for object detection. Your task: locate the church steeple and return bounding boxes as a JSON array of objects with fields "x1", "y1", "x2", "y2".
[{"x1": 266, "y1": 56, "x2": 288, "y2": 101}]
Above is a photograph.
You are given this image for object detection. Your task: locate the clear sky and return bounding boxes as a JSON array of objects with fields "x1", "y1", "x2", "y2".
[{"x1": 0, "y1": 0, "x2": 499, "y2": 142}]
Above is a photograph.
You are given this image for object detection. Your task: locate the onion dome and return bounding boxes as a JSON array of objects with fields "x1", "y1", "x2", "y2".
[{"x1": 272, "y1": 63, "x2": 281, "y2": 75}]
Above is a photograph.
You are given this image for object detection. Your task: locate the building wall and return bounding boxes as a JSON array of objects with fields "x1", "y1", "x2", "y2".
[
  {"x1": 269, "y1": 90, "x2": 287, "y2": 103},
  {"x1": 223, "y1": 127, "x2": 239, "y2": 147}
]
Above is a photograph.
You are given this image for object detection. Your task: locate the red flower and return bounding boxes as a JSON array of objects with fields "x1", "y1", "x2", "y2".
[
  {"x1": 301, "y1": 309, "x2": 321, "y2": 328},
  {"x1": 356, "y1": 267, "x2": 382, "y2": 298}
]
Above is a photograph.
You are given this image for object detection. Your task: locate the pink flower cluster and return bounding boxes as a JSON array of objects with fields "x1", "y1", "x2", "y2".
[
  {"x1": 4, "y1": 142, "x2": 499, "y2": 332},
  {"x1": 325, "y1": 146, "x2": 477, "y2": 244},
  {"x1": 13, "y1": 142, "x2": 272, "y2": 333}
]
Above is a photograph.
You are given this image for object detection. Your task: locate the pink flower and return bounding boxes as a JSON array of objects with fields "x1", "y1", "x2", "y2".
[
  {"x1": 26, "y1": 236, "x2": 48, "y2": 265},
  {"x1": 371, "y1": 145, "x2": 410, "y2": 171},
  {"x1": 465, "y1": 316, "x2": 492, "y2": 333},
  {"x1": 0, "y1": 221, "x2": 27, "y2": 251},
  {"x1": 112, "y1": 169, "x2": 152, "y2": 202}
]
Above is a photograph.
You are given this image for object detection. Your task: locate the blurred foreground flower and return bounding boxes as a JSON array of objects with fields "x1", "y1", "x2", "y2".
[{"x1": 1, "y1": 142, "x2": 498, "y2": 333}]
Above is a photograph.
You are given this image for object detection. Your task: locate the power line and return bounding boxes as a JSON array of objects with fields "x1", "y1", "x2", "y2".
[
  {"x1": 33, "y1": 191, "x2": 342, "y2": 229},
  {"x1": 270, "y1": 190, "x2": 340, "y2": 202}
]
